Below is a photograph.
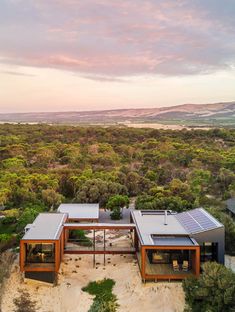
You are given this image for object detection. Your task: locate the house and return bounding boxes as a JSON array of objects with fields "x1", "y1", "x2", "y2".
[
  {"x1": 131, "y1": 208, "x2": 224, "y2": 282},
  {"x1": 20, "y1": 207, "x2": 224, "y2": 283},
  {"x1": 20, "y1": 213, "x2": 67, "y2": 283}
]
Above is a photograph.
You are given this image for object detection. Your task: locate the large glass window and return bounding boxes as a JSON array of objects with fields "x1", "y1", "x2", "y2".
[
  {"x1": 200, "y1": 242, "x2": 218, "y2": 262},
  {"x1": 26, "y1": 243, "x2": 55, "y2": 264},
  {"x1": 145, "y1": 249, "x2": 193, "y2": 275},
  {"x1": 147, "y1": 249, "x2": 191, "y2": 264}
]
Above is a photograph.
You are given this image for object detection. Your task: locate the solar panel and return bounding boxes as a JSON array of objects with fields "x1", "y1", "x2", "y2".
[
  {"x1": 176, "y1": 212, "x2": 202, "y2": 233},
  {"x1": 189, "y1": 209, "x2": 217, "y2": 230},
  {"x1": 175, "y1": 208, "x2": 221, "y2": 234}
]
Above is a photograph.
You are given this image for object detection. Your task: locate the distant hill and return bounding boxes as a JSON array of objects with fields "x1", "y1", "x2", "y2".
[{"x1": 1, "y1": 101, "x2": 235, "y2": 126}]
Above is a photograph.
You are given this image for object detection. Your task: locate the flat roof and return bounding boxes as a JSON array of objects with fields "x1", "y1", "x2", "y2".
[
  {"x1": 22, "y1": 213, "x2": 67, "y2": 240},
  {"x1": 58, "y1": 203, "x2": 99, "y2": 220},
  {"x1": 151, "y1": 236, "x2": 197, "y2": 246},
  {"x1": 131, "y1": 210, "x2": 188, "y2": 245},
  {"x1": 64, "y1": 223, "x2": 135, "y2": 229}
]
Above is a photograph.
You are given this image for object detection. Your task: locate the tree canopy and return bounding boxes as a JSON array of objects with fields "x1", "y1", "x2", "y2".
[{"x1": 0, "y1": 124, "x2": 235, "y2": 253}]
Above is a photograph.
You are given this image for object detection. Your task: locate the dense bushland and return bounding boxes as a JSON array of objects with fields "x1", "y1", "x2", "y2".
[{"x1": 0, "y1": 124, "x2": 235, "y2": 252}]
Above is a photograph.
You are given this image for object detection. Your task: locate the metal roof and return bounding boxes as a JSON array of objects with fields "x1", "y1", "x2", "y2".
[
  {"x1": 64, "y1": 223, "x2": 135, "y2": 229},
  {"x1": 131, "y1": 210, "x2": 188, "y2": 245},
  {"x1": 175, "y1": 208, "x2": 223, "y2": 234},
  {"x1": 131, "y1": 208, "x2": 223, "y2": 245},
  {"x1": 22, "y1": 213, "x2": 67, "y2": 240},
  {"x1": 226, "y1": 198, "x2": 235, "y2": 215},
  {"x1": 58, "y1": 203, "x2": 99, "y2": 220},
  {"x1": 151, "y1": 236, "x2": 197, "y2": 246}
]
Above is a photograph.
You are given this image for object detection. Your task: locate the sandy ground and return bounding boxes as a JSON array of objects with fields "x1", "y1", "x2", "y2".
[
  {"x1": 124, "y1": 123, "x2": 210, "y2": 130},
  {"x1": 225, "y1": 255, "x2": 235, "y2": 272},
  {"x1": 1, "y1": 233, "x2": 185, "y2": 312}
]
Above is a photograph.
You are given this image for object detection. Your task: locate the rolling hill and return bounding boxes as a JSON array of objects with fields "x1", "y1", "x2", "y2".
[{"x1": 1, "y1": 101, "x2": 235, "y2": 126}]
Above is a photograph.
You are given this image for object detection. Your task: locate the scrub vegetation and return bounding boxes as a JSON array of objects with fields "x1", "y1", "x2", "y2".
[
  {"x1": 13, "y1": 290, "x2": 37, "y2": 312},
  {"x1": 0, "y1": 124, "x2": 235, "y2": 255},
  {"x1": 82, "y1": 278, "x2": 119, "y2": 312},
  {"x1": 183, "y1": 262, "x2": 235, "y2": 312}
]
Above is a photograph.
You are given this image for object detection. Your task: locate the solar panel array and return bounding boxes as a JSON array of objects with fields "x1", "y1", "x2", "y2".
[{"x1": 176, "y1": 208, "x2": 220, "y2": 234}]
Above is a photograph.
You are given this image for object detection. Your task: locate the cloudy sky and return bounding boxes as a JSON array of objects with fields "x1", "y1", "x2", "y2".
[{"x1": 0, "y1": 0, "x2": 235, "y2": 113}]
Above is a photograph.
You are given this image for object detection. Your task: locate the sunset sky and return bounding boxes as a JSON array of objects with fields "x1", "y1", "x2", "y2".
[{"x1": 0, "y1": 0, "x2": 235, "y2": 113}]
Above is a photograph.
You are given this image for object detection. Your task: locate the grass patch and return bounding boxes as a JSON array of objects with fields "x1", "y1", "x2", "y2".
[
  {"x1": 0, "y1": 221, "x2": 17, "y2": 235},
  {"x1": 82, "y1": 278, "x2": 119, "y2": 312},
  {"x1": 69, "y1": 229, "x2": 93, "y2": 247}
]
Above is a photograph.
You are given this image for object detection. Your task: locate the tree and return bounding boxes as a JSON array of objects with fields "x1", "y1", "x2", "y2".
[
  {"x1": 183, "y1": 262, "x2": 235, "y2": 312},
  {"x1": 106, "y1": 195, "x2": 129, "y2": 220},
  {"x1": 17, "y1": 205, "x2": 44, "y2": 232},
  {"x1": 187, "y1": 169, "x2": 211, "y2": 204},
  {"x1": 2, "y1": 157, "x2": 26, "y2": 171},
  {"x1": 135, "y1": 193, "x2": 194, "y2": 212},
  {"x1": 75, "y1": 178, "x2": 127, "y2": 207},
  {"x1": 41, "y1": 189, "x2": 64, "y2": 210}
]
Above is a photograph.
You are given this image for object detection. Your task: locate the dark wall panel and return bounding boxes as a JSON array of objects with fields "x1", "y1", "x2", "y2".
[{"x1": 25, "y1": 271, "x2": 56, "y2": 284}]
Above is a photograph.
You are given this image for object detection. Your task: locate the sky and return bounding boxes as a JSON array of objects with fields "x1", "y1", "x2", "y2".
[{"x1": 0, "y1": 0, "x2": 235, "y2": 113}]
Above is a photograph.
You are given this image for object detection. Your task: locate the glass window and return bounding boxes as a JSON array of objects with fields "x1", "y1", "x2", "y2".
[
  {"x1": 200, "y1": 242, "x2": 218, "y2": 262},
  {"x1": 26, "y1": 243, "x2": 55, "y2": 264}
]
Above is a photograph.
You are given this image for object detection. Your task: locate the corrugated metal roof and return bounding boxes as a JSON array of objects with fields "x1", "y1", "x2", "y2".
[
  {"x1": 58, "y1": 203, "x2": 99, "y2": 219},
  {"x1": 22, "y1": 213, "x2": 67, "y2": 240}
]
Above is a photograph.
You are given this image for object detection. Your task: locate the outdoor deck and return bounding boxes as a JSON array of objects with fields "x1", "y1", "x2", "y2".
[{"x1": 137, "y1": 252, "x2": 194, "y2": 278}]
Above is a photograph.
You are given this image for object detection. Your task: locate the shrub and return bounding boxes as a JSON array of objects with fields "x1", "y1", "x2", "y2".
[
  {"x1": 110, "y1": 208, "x2": 122, "y2": 220},
  {"x1": 13, "y1": 290, "x2": 37, "y2": 312},
  {"x1": 82, "y1": 278, "x2": 119, "y2": 312},
  {"x1": 0, "y1": 234, "x2": 16, "y2": 252},
  {"x1": 1, "y1": 216, "x2": 17, "y2": 225},
  {"x1": 69, "y1": 229, "x2": 92, "y2": 247},
  {"x1": 0, "y1": 233, "x2": 11, "y2": 242},
  {"x1": 183, "y1": 262, "x2": 235, "y2": 312}
]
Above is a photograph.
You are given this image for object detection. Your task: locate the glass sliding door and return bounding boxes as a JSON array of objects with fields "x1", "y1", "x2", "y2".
[
  {"x1": 26, "y1": 243, "x2": 55, "y2": 264},
  {"x1": 146, "y1": 249, "x2": 193, "y2": 275}
]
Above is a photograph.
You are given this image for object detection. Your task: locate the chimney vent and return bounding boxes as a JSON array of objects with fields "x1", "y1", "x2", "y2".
[{"x1": 164, "y1": 210, "x2": 168, "y2": 225}]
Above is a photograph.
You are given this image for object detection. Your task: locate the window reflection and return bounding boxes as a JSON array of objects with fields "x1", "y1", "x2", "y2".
[{"x1": 26, "y1": 243, "x2": 55, "y2": 263}]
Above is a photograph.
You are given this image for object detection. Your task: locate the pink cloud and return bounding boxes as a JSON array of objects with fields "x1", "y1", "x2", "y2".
[{"x1": 0, "y1": 0, "x2": 235, "y2": 77}]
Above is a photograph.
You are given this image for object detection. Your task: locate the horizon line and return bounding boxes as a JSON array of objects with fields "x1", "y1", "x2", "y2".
[{"x1": 1, "y1": 100, "x2": 235, "y2": 115}]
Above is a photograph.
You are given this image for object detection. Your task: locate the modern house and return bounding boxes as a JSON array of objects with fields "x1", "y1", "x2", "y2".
[
  {"x1": 20, "y1": 213, "x2": 67, "y2": 283},
  {"x1": 131, "y1": 208, "x2": 224, "y2": 282},
  {"x1": 20, "y1": 206, "x2": 224, "y2": 283}
]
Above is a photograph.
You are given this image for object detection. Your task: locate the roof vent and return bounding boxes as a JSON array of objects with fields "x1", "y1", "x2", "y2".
[{"x1": 164, "y1": 210, "x2": 168, "y2": 225}]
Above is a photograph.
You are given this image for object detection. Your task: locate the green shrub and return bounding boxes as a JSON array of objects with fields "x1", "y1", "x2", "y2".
[
  {"x1": 110, "y1": 208, "x2": 122, "y2": 220},
  {"x1": 0, "y1": 233, "x2": 17, "y2": 252},
  {"x1": 1, "y1": 216, "x2": 17, "y2": 225},
  {"x1": 183, "y1": 262, "x2": 235, "y2": 312},
  {"x1": 0, "y1": 233, "x2": 11, "y2": 242},
  {"x1": 69, "y1": 229, "x2": 92, "y2": 247},
  {"x1": 82, "y1": 278, "x2": 119, "y2": 312}
]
